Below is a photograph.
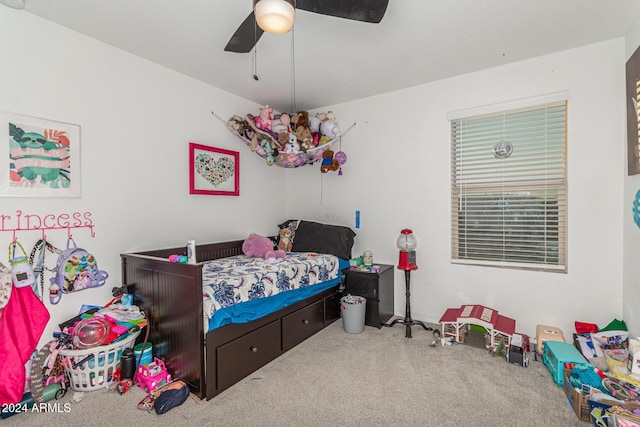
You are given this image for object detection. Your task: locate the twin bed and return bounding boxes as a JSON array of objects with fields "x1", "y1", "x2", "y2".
[{"x1": 121, "y1": 220, "x2": 356, "y2": 400}]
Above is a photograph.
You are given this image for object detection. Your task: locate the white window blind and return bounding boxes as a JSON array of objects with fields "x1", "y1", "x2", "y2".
[{"x1": 450, "y1": 100, "x2": 567, "y2": 272}]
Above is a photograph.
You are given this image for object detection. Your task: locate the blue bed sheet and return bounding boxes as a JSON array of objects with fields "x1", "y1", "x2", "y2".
[{"x1": 207, "y1": 258, "x2": 348, "y2": 332}]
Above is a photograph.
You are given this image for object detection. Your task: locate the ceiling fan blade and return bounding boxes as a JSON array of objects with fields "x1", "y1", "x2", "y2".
[
  {"x1": 295, "y1": 0, "x2": 389, "y2": 23},
  {"x1": 224, "y1": 11, "x2": 265, "y2": 53}
]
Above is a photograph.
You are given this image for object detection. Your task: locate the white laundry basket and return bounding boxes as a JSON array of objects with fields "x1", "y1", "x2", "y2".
[{"x1": 59, "y1": 330, "x2": 140, "y2": 391}]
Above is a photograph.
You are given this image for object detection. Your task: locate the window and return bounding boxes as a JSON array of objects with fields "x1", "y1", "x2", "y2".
[{"x1": 450, "y1": 99, "x2": 567, "y2": 272}]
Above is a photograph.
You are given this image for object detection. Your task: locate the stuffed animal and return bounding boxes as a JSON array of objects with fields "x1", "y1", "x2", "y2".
[
  {"x1": 242, "y1": 233, "x2": 285, "y2": 262},
  {"x1": 255, "y1": 105, "x2": 274, "y2": 131},
  {"x1": 320, "y1": 150, "x2": 339, "y2": 173},
  {"x1": 320, "y1": 120, "x2": 341, "y2": 140},
  {"x1": 277, "y1": 228, "x2": 293, "y2": 252},
  {"x1": 309, "y1": 116, "x2": 322, "y2": 133},
  {"x1": 227, "y1": 115, "x2": 244, "y2": 134},
  {"x1": 318, "y1": 135, "x2": 331, "y2": 146},
  {"x1": 271, "y1": 113, "x2": 291, "y2": 133},
  {"x1": 260, "y1": 138, "x2": 276, "y2": 166},
  {"x1": 251, "y1": 132, "x2": 272, "y2": 152},
  {"x1": 284, "y1": 133, "x2": 300, "y2": 154},
  {"x1": 291, "y1": 111, "x2": 309, "y2": 131},
  {"x1": 294, "y1": 126, "x2": 313, "y2": 151},
  {"x1": 277, "y1": 132, "x2": 290, "y2": 148}
]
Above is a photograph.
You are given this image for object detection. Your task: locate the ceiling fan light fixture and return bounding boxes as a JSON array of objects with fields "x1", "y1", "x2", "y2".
[
  {"x1": 254, "y1": 0, "x2": 295, "y2": 34},
  {"x1": 0, "y1": 0, "x2": 25, "y2": 9}
]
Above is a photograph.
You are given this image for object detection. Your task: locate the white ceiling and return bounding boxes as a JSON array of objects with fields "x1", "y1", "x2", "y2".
[{"x1": 18, "y1": 0, "x2": 640, "y2": 112}]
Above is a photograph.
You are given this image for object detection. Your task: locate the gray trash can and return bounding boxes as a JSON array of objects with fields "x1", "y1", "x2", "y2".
[{"x1": 340, "y1": 294, "x2": 366, "y2": 334}]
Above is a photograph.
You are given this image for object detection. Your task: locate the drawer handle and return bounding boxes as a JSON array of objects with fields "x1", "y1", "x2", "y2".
[
  {"x1": 250, "y1": 346, "x2": 258, "y2": 353},
  {"x1": 302, "y1": 319, "x2": 309, "y2": 324}
]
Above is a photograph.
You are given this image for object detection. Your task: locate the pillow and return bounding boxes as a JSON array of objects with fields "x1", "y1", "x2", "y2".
[{"x1": 291, "y1": 220, "x2": 356, "y2": 260}]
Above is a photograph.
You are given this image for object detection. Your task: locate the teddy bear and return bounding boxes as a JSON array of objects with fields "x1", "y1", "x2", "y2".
[
  {"x1": 277, "y1": 132, "x2": 290, "y2": 148},
  {"x1": 277, "y1": 228, "x2": 293, "y2": 252},
  {"x1": 320, "y1": 149, "x2": 339, "y2": 173},
  {"x1": 227, "y1": 115, "x2": 245, "y2": 134},
  {"x1": 315, "y1": 111, "x2": 335, "y2": 122},
  {"x1": 291, "y1": 111, "x2": 310, "y2": 131},
  {"x1": 312, "y1": 111, "x2": 336, "y2": 129},
  {"x1": 284, "y1": 133, "x2": 300, "y2": 154},
  {"x1": 294, "y1": 126, "x2": 313, "y2": 151}
]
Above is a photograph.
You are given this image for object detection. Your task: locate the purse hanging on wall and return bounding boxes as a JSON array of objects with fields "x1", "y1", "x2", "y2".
[
  {"x1": 49, "y1": 237, "x2": 108, "y2": 305},
  {"x1": 8, "y1": 241, "x2": 36, "y2": 291}
]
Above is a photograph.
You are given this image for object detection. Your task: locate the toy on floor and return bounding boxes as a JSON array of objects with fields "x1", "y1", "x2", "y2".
[
  {"x1": 135, "y1": 357, "x2": 172, "y2": 393},
  {"x1": 535, "y1": 324, "x2": 565, "y2": 356},
  {"x1": 439, "y1": 304, "x2": 516, "y2": 348},
  {"x1": 506, "y1": 333, "x2": 530, "y2": 367},
  {"x1": 429, "y1": 329, "x2": 441, "y2": 348}
]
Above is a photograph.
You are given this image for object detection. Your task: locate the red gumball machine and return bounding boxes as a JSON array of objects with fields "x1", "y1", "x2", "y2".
[
  {"x1": 386, "y1": 229, "x2": 432, "y2": 338},
  {"x1": 397, "y1": 229, "x2": 418, "y2": 271}
]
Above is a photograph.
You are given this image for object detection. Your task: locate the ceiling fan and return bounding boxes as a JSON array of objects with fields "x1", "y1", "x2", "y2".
[{"x1": 224, "y1": 0, "x2": 389, "y2": 53}]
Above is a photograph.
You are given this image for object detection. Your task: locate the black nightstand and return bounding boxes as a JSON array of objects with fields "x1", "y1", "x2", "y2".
[{"x1": 342, "y1": 264, "x2": 394, "y2": 328}]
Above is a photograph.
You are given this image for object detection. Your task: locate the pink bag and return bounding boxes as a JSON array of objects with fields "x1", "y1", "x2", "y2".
[{"x1": 0, "y1": 273, "x2": 50, "y2": 404}]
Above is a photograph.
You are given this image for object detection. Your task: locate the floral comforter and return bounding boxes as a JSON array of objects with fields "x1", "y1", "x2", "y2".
[{"x1": 202, "y1": 253, "x2": 339, "y2": 319}]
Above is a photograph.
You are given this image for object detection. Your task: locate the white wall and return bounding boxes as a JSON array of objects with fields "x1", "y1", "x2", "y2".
[
  {"x1": 0, "y1": 6, "x2": 632, "y2": 347},
  {"x1": 623, "y1": 20, "x2": 640, "y2": 336},
  {"x1": 0, "y1": 9, "x2": 288, "y2": 347},
  {"x1": 289, "y1": 39, "x2": 627, "y2": 339}
]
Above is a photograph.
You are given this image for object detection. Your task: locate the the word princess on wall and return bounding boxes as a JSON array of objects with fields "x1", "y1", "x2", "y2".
[
  {"x1": 0, "y1": 210, "x2": 93, "y2": 232},
  {"x1": 0, "y1": 112, "x2": 81, "y2": 198}
]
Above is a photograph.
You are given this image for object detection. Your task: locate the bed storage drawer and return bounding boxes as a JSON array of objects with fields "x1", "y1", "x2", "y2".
[
  {"x1": 282, "y1": 300, "x2": 325, "y2": 351},
  {"x1": 216, "y1": 320, "x2": 282, "y2": 391}
]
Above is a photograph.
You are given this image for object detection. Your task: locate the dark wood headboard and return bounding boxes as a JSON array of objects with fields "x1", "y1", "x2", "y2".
[{"x1": 120, "y1": 239, "x2": 245, "y2": 398}]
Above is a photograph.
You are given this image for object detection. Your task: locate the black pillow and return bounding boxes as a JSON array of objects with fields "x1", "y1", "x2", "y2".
[{"x1": 291, "y1": 220, "x2": 356, "y2": 260}]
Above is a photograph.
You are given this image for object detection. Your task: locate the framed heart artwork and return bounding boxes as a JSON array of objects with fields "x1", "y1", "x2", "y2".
[{"x1": 189, "y1": 143, "x2": 239, "y2": 196}]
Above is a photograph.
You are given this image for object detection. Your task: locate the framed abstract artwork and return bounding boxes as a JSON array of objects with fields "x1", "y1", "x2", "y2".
[
  {"x1": 0, "y1": 112, "x2": 81, "y2": 197},
  {"x1": 189, "y1": 142, "x2": 239, "y2": 196}
]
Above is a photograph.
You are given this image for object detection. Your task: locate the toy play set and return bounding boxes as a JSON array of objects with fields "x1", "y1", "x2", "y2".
[{"x1": 439, "y1": 304, "x2": 516, "y2": 349}]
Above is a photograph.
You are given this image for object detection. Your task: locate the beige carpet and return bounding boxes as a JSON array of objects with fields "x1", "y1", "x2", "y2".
[{"x1": 2, "y1": 319, "x2": 587, "y2": 427}]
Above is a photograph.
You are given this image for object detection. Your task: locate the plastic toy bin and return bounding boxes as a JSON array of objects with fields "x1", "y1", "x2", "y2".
[
  {"x1": 59, "y1": 331, "x2": 140, "y2": 391},
  {"x1": 542, "y1": 340, "x2": 588, "y2": 386}
]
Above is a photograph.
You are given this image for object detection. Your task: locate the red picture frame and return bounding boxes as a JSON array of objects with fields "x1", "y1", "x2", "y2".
[{"x1": 189, "y1": 143, "x2": 239, "y2": 196}]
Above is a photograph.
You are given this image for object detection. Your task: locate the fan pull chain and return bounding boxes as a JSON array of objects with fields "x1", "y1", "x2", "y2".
[{"x1": 253, "y1": 17, "x2": 259, "y2": 80}]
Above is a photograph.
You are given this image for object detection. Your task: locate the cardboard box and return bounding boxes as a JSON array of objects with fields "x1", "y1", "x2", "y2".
[{"x1": 562, "y1": 369, "x2": 590, "y2": 423}]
